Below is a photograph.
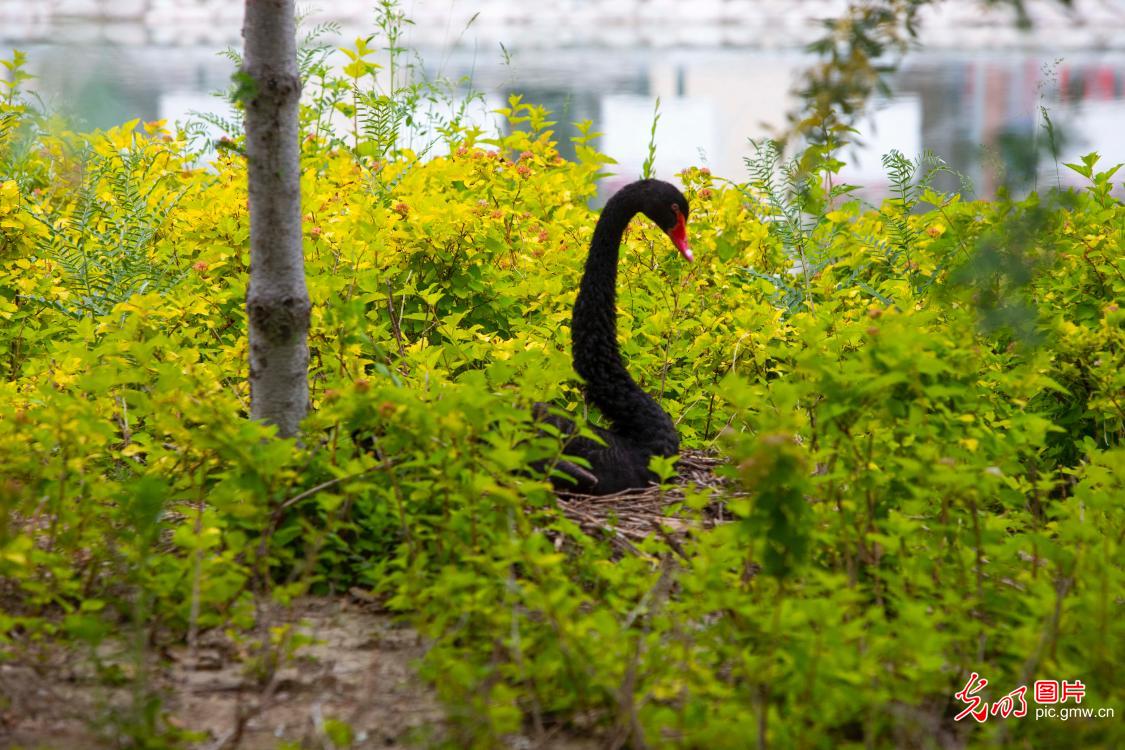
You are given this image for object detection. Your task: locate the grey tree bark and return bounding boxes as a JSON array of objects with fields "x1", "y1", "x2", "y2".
[{"x1": 242, "y1": 0, "x2": 309, "y2": 438}]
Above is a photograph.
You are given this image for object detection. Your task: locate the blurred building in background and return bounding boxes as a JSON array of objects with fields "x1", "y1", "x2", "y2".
[{"x1": 3, "y1": 1, "x2": 1124, "y2": 49}]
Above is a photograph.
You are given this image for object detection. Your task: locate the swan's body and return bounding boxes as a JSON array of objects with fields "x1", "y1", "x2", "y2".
[{"x1": 544, "y1": 179, "x2": 692, "y2": 495}]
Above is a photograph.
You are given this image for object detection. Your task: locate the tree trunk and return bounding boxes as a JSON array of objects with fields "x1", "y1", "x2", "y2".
[{"x1": 242, "y1": 0, "x2": 309, "y2": 438}]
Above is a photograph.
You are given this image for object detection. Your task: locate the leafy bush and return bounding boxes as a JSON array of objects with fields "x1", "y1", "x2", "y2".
[{"x1": 1, "y1": 40, "x2": 1122, "y2": 750}]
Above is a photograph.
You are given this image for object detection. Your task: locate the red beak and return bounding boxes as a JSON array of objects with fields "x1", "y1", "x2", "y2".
[{"x1": 666, "y1": 213, "x2": 692, "y2": 261}]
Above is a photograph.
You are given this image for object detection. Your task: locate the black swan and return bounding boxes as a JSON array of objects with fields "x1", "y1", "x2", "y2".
[{"x1": 539, "y1": 179, "x2": 693, "y2": 495}]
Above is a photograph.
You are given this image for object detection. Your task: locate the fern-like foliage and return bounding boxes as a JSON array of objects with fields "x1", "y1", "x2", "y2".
[
  {"x1": 881, "y1": 149, "x2": 922, "y2": 259},
  {"x1": 27, "y1": 141, "x2": 190, "y2": 318},
  {"x1": 350, "y1": 3, "x2": 483, "y2": 162},
  {"x1": 357, "y1": 90, "x2": 410, "y2": 157},
  {"x1": 880, "y1": 148, "x2": 972, "y2": 293},
  {"x1": 297, "y1": 19, "x2": 343, "y2": 79},
  {"x1": 741, "y1": 139, "x2": 838, "y2": 313}
]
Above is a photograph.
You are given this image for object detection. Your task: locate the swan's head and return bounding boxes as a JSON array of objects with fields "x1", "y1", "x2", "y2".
[{"x1": 635, "y1": 179, "x2": 693, "y2": 262}]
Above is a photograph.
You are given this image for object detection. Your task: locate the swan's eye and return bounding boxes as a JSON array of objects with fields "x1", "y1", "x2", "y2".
[{"x1": 670, "y1": 203, "x2": 681, "y2": 215}]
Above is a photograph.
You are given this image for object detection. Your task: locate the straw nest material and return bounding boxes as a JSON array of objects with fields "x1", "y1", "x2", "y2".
[{"x1": 553, "y1": 449, "x2": 742, "y2": 555}]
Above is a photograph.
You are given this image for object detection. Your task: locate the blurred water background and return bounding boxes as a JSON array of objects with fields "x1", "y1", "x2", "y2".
[{"x1": 2, "y1": 0, "x2": 1124, "y2": 199}]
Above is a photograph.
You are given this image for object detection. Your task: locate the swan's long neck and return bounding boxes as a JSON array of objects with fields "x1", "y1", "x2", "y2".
[{"x1": 571, "y1": 190, "x2": 679, "y2": 456}]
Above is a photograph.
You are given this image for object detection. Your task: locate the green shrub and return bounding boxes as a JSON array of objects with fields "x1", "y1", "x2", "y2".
[{"x1": 1, "y1": 42, "x2": 1121, "y2": 749}]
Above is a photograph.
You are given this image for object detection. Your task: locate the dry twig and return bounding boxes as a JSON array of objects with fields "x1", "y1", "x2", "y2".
[{"x1": 554, "y1": 450, "x2": 740, "y2": 555}]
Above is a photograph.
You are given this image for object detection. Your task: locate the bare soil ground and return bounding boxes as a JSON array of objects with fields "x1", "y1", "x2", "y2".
[
  {"x1": 2, "y1": 597, "x2": 601, "y2": 750},
  {"x1": 1, "y1": 598, "x2": 445, "y2": 750}
]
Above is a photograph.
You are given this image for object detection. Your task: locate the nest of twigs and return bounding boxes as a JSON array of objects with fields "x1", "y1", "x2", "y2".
[{"x1": 553, "y1": 450, "x2": 742, "y2": 555}]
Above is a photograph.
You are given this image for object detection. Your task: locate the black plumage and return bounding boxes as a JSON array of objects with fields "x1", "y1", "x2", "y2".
[{"x1": 542, "y1": 179, "x2": 692, "y2": 495}]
